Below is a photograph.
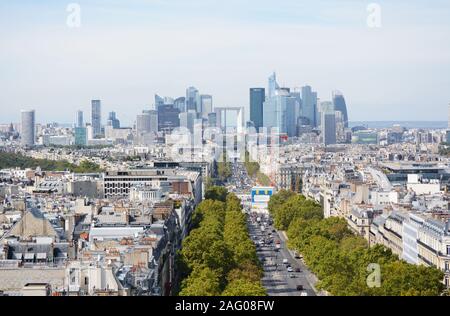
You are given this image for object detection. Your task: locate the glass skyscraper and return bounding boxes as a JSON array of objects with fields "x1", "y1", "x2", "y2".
[
  {"x1": 76, "y1": 110, "x2": 84, "y2": 128},
  {"x1": 91, "y1": 100, "x2": 101, "y2": 137},
  {"x1": 75, "y1": 127, "x2": 87, "y2": 146},
  {"x1": 107, "y1": 111, "x2": 120, "y2": 129},
  {"x1": 186, "y1": 87, "x2": 199, "y2": 112},
  {"x1": 332, "y1": 91, "x2": 349, "y2": 128},
  {"x1": 200, "y1": 95, "x2": 213, "y2": 119},
  {"x1": 301, "y1": 86, "x2": 318, "y2": 127},
  {"x1": 320, "y1": 101, "x2": 336, "y2": 146},
  {"x1": 268, "y1": 72, "x2": 280, "y2": 99},
  {"x1": 158, "y1": 104, "x2": 180, "y2": 133},
  {"x1": 250, "y1": 88, "x2": 265, "y2": 132}
]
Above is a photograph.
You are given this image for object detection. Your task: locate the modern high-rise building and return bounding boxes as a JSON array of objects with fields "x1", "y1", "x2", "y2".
[
  {"x1": 263, "y1": 89, "x2": 297, "y2": 136},
  {"x1": 200, "y1": 95, "x2": 213, "y2": 119},
  {"x1": 186, "y1": 87, "x2": 200, "y2": 112},
  {"x1": 155, "y1": 94, "x2": 165, "y2": 108},
  {"x1": 107, "y1": 111, "x2": 120, "y2": 129},
  {"x1": 20, "y1": 109, "x2": 35, "y2": 147},
  {"x1": 174, "y1": 97, "x2": 186, "y2": 113},
  {"x1": 136, "y1": 110, "x2": 158, "y2": 134},
  {"x1": 290, "y1": 89, "x2": 302, "y2": 128},
  {"x1": 180, "y1": 110, "x2": 198, "y2": 133},
  {"x1": 268, "y1": 72, "x2": 280, "y2": 99},
  {"x1": 250, "y1": 88, "x2": 265, "y2": 132},
  {"x1": 320, "y1": 101, "x2": 336, "y2": 146},
  {"x1": 301, "y1": 86, "x2": 318, "y2": 127},
  {"x1": 74, "y1": 127, "x2": 88, "y2": 146},
  {"x1": 332, "y1": 91, "x2": 349, "y2": 128},
  {"x1": 263, "y1": 73, "x2": 300, "y2": 137},
  {"x1": 158, "y1": 104, "x2": 180, "y2": 133},
  {"x1": 285, "y1": 97, "x2": 298, "y2": 137},
  {"x1": 91, "y1": 100, "x2": 102, "y2": 137},
  {"x1": 207, "y1": 112, "x2": 217, "y2": 127},
  {"x1": 76, "y1": 110, "x2": 84, "y2": 128}
]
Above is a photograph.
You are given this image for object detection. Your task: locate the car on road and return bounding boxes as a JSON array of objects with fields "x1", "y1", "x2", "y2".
[
  {"x1": 295, "y1": 268, "x2": 301, "y2": 273},
  {"x1": 296, "y1": 285, "x2": 304, "y2": 291},
  {"x1": 300, "y1": 291, "x2": 308, "y2": 296},
  {"x1": 287, "y1": 267, "x2": 293, "y2": 272},
  {"x1": 289, "y1": 274, "x2": 296, "y2": 278},
  {"x1": 282, "y1": 259, "x2": 289, "y2": 264}
]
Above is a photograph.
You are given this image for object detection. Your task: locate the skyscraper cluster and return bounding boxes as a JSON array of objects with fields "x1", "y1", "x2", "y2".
[
  {"x1": 250, "y1": 73, "x2": 349, "y2": 145},
  {"x1": 155, "y1": 87, "x2": 214, "y2": 134},
  {"x1": 18, "y1": 75, "x2": 349, "y2": 147}
]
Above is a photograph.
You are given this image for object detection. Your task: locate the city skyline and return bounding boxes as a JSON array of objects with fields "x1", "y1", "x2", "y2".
[{"x1": 1, "y1": 1, "x2": 450, "y2": 124}]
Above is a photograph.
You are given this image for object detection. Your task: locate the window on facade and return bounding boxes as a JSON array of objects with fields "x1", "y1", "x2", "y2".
[{"x1": 447, "y1": 245, "x2": 450, "y2": 256}]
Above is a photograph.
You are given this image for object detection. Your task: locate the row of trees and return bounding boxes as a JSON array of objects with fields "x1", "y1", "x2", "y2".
[
  {"x1": 268, "y1": 190, "x2": 445, "y2": 296},
  {"x1": 0, "y1": 151, "x2": 103, "y2": 173},
  {"x1": 217, "y1": 153, "x2": 232, "y2": 182},
  {"x1": 243, "y1": 151, "x2": 271, "y2": 186},
  {"x1": 178, "y1": 187, "x2": 266, "y2": 296}
]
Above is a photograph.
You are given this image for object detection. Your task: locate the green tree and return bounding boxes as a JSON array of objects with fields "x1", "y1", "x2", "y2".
[
  {"x1": 179, "y1": 266, "x2": 222, "y2": 296},
  {"x1": 205, "y1": 186, "x2": 229, "y2": 202},
  {"x1": 222, "y1": 279, "x2": 267, "y2": 296}
]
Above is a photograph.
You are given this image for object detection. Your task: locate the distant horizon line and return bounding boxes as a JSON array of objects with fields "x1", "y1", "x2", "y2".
[{"x1": 1, "y1": 120, "x2": 448, "y2": 125}]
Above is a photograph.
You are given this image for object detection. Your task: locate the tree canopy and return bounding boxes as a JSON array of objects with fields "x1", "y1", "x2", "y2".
[
  {"x1": 0, "y1": 151, "x2": 103, "y2": 173},
  {"x1": 268, "y1": 190, "x2": 445, "y2": 296},
  {"x1": 179, "y1": 188, "x2": 266, "y2": 296}
]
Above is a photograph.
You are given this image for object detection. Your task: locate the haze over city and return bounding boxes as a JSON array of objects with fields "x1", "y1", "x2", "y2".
[
  {"x1": 1, "y1": 0, "x2": 450, "y2": 124},
  {"x1": 3, "y1": 1, "x2": 450, "y2": 304}
]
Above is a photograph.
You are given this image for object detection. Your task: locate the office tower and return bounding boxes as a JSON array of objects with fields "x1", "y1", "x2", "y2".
[
  {"x1": 290, "y1": 88, "x2": 302, "y2": 127},
  {"x1": 332, "y1": 91, "x2": 349, "y2": 128},
  {"x1": 268, "y1": 72, "x2": 280, "y2": 99},
  {"x1": 107, "y1": 111, "x2": 120, "y2": 129},
  {"x1": 136, "y1": 110, "x2": 158, "y2": 134},
  {"x1": 174, "y1": 97, "x2": 186, "y2": 113},
  {"x1": 74, "y1": 127, "x2": 87, "y2": 146},
  {"x1": 155, "y1": 94, "x2": 164, "y2": 108},
  {"x1": 208, "y1": 112, "x2": 217, "y2": 127},
  {"x1": 263, "y1": 89, "x2": 297, "y2": 136},
  {"x1": 301, "y1": 86, "x2": 318, "y2": 127},
  {"x1": 20, "y1": 109, "x2": 35, "y2": 147},
  {"x1": 321, "y1": 101, "x2": 336, "y2": 146},
  {"x1": 285, "y1": 97, "x2": 297, "y2": 137},
  {"x1": 180, "y1": 110, "x2": 197, "y2": 133},
  {"x1": 76, "y1": 110, "x2": 84, "y2": 128},
  {"x1": 334, "y1": 111, "x2": 345, "y2": 143},
  {"x1": 158, "y1": 104, "x2": 180, "y2": 133},
  {"x1": 91, "y1": 100, "x2": 101, "y2": 137},
  {"x1": 200, "y1": 95, "x2": 213, "y2": 119},
  {"x1": 164, "y1": 97, "x2": 174, "y2": 106},
  {"x1": 186, "y1": 87, "x2": 200, "y2": 112},
  {"x1": 250, "y1": 88, "x2": 265, "y2": 132},
  {"x1": 86, "y1": 124, "x2": 94, "y2": 140}
]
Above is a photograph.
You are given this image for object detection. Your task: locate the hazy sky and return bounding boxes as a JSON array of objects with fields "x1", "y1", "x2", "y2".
[{"x1": 1, "y1": 0, "x2": 450, "y2": 125}]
